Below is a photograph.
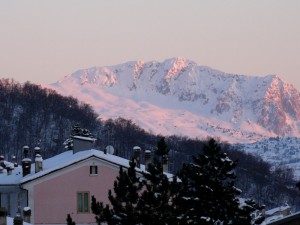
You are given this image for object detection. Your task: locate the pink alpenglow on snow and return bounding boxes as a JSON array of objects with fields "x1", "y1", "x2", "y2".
[{"x1": 48, "y1": 58, "x2": 300, "y2": 144}]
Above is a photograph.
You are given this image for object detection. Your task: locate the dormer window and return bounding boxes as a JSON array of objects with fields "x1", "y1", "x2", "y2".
[{"x1": 90, "y1": 165, "x2": 98, "y2": 175}]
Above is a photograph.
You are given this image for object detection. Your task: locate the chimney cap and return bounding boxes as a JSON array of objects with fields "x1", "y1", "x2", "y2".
[
  {"x1": 23, "y1": 206, "x2": 31, "y2": 212},
  {"x1": 35, "y1": 154, "x2": 43, "y2": 162},
  {"x1": 23, "y1": 207, "x2": 31, "y2": 216},
  {"x1": 34, "y1": 147, "x2": 41, "y2": 156},
  {"x1": 23, "y1": 146, "x2": 29, "y2": 157},
  {"x1": 22, "y1": 158, "x2": 32, "y2": 162}
]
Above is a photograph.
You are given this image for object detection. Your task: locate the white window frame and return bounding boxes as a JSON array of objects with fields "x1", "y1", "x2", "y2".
[{"x1": 90, "y1": 165, "x2": 98, "y2": 175}]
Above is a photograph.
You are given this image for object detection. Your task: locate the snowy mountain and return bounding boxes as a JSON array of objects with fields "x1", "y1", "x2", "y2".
[
  {"x1": 237, "y1": 137, "x2": 300, "y2": 178},
  {"x1": 48, "y1": 57, "x2": 300, "y2": 143}
]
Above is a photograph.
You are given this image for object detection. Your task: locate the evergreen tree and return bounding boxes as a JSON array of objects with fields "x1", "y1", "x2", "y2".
[
  {"x1": 63, "y1": 138, "x2": 73, "y2": 150},
  {"x1": 91, "y1": 138, "x2": 262, "y2": 225},
  {"x1": 91, "y1": 196, "x2": 112, "y2": 225},
  {"x1": 91, "y1": 138, "x2": 180, "y2": 225},
  {"x1": 155, "y1": 136, "x2": 169, "y2": 156},
  {"x1": 154, "y1": 136, "x2": 169, "y2": 168},
  {"x1": 136, "y1": 162, "x2": 180, "y2": 225},
  {"x1": 296, "y1": 181, "x2": 300, "y2": 191},
  {"x1": 177, "y1": 138, "x2": 262, "y2": 225},
  {"x1": 71, "y1": 123, "x2": 80, "y2": 136},
  {"x1": 91, "y1": 160, "x2": 143, "y2": 225},
  {"x1": 64, "y1": 124, "x2": 93, "y2": 150},
  {"x1": 66, "y1": 214, "x2": 76, "y2": 225}
]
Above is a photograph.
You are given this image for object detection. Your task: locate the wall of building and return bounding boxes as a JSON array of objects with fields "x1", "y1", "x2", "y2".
[
  {"x1": 0, "y1": 186, "x2": 27, "y2": 217},
  {"x1": 25, "y1": 159, "x2": 119, "y2": 225},
  {"x1": 22, "y1": 158, "x2": 119, "y2": 224}
]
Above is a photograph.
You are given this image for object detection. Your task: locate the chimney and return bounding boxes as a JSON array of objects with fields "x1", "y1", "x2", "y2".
[
  {"x1": 23, "y1": 207, "x2": 31, "y2": 223},
  {"x1": 7, "y1": 166, "x2": 13, "y2": 176},
  {"x1": 0, "y1": 207, "x2": 7, "y2": 225},
  {"x1": 22, "y1": 159, "x2": 31, "y2": 177},
  {"x1": 35, "y1": 154, "x2": 43, "y2": 173},
  {"x1": 0, "y1": 156, "x2": 4, "y2": 167},
  {"x1": 23, "y1": 146, "x2": 29, "y2": 158},
  {"x1": 22, "y1": 146, "x2": 31, "y2": 177},
  {"x1": 34, "y1": 147, "x2": 41, "y2": 157},
  {"x1": 11, "y1": 156, "x2": 18, "y2": 168},
  {"x1": 72, "y1": 136, "x2": 95, "y2": 154},
  {"x1": 133, "y1": 146, "x2": 141, "y2": 168},
  {"x1": 144, "y1": 150, "x2": 152, "y2": 171},
  {"x1": 162, "y1": 155, "x2": 168, "y2": 172},
  {"x1": 13, "y1": 213, "x2": 23, "y2": 225}
]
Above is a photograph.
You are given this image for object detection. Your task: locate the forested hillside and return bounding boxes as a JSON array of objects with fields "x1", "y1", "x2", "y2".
[
  {"x1": 0, "y1": 79, "x2": 299, "y2": 209},
  {"x1": 0, "y1": 79, "x2": 100, "y2": 159}
]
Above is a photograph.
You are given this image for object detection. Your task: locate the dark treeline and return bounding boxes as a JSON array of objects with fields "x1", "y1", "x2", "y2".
[
  {"x1": 225, "y1": 146, "x2": 299, "y2": 209},
  {"x1": 0, "y1": 79, "x2": 299, "y2": 209},
  {"x1": 0, "y1": 79, "x2": 99, "y2": 159},
  {"x1": 95, "y1": 115, "x2": 300, "y2": 209}
]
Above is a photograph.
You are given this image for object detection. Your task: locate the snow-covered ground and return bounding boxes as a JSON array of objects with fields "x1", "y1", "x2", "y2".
[
  {"x1": 6, "y1": 217, "x2": 31, "y2": 225},
  {"x1": 237, "y1": 137, "x2": 300, "y2": 178}
]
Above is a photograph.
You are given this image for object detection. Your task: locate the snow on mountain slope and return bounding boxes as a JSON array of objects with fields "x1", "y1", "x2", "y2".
[
  {"x1": 237, "y1": 137, "x2": 300, "y2": 178},
  {"x1": 47, "y1": 57, "x2": 300, "y2": 143}
]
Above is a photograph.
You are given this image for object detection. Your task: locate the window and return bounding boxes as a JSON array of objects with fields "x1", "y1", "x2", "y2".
[
  {"x1": 77, "y1": 192, "x2": 90, "y2": 213},
  {"x1": 90, "y1": 165, "x2": 98, "y2": 175}
]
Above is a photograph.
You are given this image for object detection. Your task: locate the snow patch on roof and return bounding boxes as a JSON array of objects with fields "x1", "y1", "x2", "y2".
[
  {"x1": 0, "y1": 149, "x2": 175, "y2": 185},
  {"x1": 265, "y1": 204, "x2": 291, "y2": 216},
  {"x1": 72, "y1": 136, "x2": 96, "y2": 142}
]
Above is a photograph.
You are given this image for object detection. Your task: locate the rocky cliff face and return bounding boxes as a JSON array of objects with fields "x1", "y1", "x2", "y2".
[{"x1": 49, "y1": 57, "x2": 300, "y2": 143}]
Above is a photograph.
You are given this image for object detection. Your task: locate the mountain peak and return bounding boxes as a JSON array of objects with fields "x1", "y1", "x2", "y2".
[{"x1": 50, "y1": 58, "x2": 300, "y2": 143}]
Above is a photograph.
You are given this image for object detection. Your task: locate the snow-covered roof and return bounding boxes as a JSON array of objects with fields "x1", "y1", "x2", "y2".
[
  {"x1": 0, "y1": 161, "x2": 21, "y2": 185},
  {"x1": 262, "y1": 211, "x2": 300, "y2": 225},
  {"x1": 259, "y1": 204, "x2": 292, "y2": 225},
  {"x1": 0, "y1": 149, "x2": 174, "y2": 186},
  {"x1": 1, "y1": 160, "x2": 15, "y2": 169},
  {"x1": 72, "y1": 136, "x2": 96, "y2": 142},
  {"x1": 261, "y1": 214, "x2": 284, "y2": 225},
  {"x1": 265, "y1": 204, "x2": 291, "y2": 216}
]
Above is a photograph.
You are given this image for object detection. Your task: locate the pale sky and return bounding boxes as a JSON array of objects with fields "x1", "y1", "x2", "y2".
[{"x1": 0, "y1": 1, "x2": 299, "y2": 89}]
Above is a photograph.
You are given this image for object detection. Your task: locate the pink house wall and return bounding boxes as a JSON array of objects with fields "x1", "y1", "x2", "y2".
[{"x1": 33, "y1": 165, "x2": 119, "y2": 224}]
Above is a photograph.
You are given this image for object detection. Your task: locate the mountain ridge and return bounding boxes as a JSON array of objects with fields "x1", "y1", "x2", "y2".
[{"x1": 48, "y1": 57, "x2": 300, "y2": 143}]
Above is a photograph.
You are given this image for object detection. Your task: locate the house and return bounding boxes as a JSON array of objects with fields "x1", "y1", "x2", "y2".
[
  {"x1": 264, "y1": 204, "x2": 291, "y2": 218},
  {"x1": 264, "y1": 211, "x2": 300, "y2": 225},
  {"x1": 20, "y1": 149, "x2": 125, "y2": 224},
  {"x1": 0, "y1": 156, "x2": 27, "y2": 218},
  {"x1": 0, "y1": 140, "x2": 160, "y2": 225},
  {"x1": 260, "y1": 204, "x2": 298, "y2": 225}
]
